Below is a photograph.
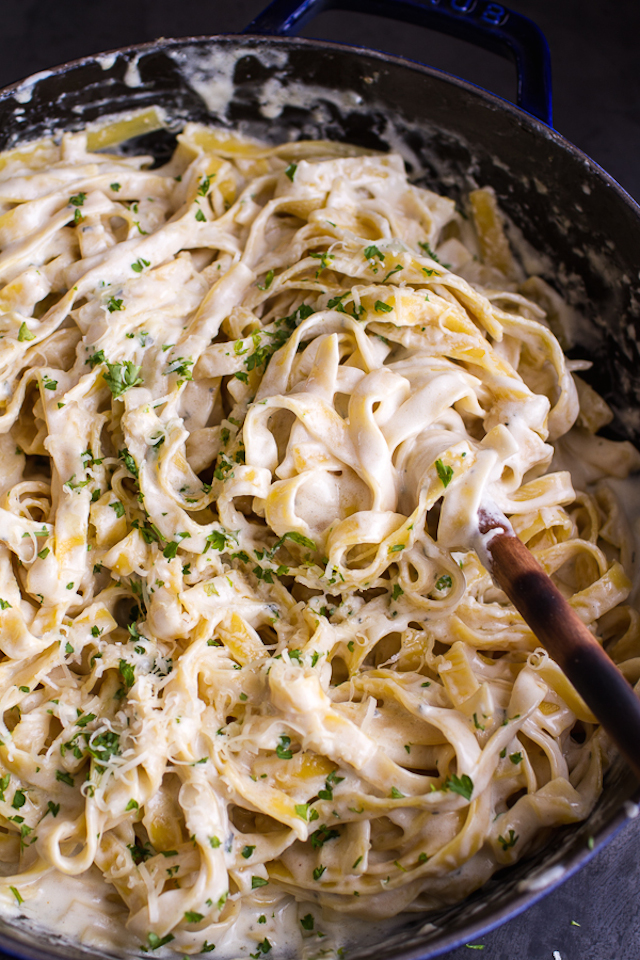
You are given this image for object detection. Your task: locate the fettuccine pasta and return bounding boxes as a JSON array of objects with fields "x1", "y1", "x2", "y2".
[{"x1": 0, "y1": 118, "x2": 636, "y2": 957}]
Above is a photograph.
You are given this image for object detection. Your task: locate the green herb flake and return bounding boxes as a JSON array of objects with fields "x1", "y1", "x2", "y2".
[
  {"x1": 258, "y1": 269, "x2": 274, "y2": 291},
  {"x1": 185, "y1": 911, "x2": 204, "y2": 923},
  {"x1": 444, "y1": 774, "x2": 473, "y2": 800},
  {"x1": 131, "y1": 257, "x2": 150, "y2": 273},
  {"x1": 374, "y1": 300, "x2": 393, "y2": 313},
  {"x1": 382, "y1": 264, "x2": 403, "y2": 283},
  {"x1": 435, "y1": 459, "x2": 454, "y2": 488},
  {"x1": 251, "y1": 876, "x2": 269, "y2": 889},
  {"x1": 497, "y1": 829, "x2": 518, "y2": 851},
  {"x1": 119, "y1": 659, "x2": 135, "y2": 689},
  {"x1": 146, "y1": 932, "x2": 175, "y2": 950},
  {"x1": 195, "y1": 208, "x2": 206, "y2": 222},
  {"x1": 56, "y1": 769, "x2": 74, "y2": 787},
  {"x1": 9, "y1": 885, "x2": 22, "y2": 905},
  {"x1": 310, "y1": 825, "x2": 340, "y2": 849},
  {"x1": 241, "y1": 844, "x2": 255, "y2": 859},
  {"x1": 106, "y1": 296, "x2": 124, "y2": 313},
  {"x1": 284, "y1": 163, "x2": 297, "y2": 181},
  {"x1": 276, "y1": 735, "x2": 293, "y2": 760},
  {"x1": 86, "y1": 348, "x2": 106, "y2": 369},
  {"x1": 300, "y1": 913, "x2": 314, "y2": 930},
  {"x1": 435, "y1": 574, "x2": 452, "y2": 590},
  {"x1": 18, "y1": 322, "x2": 36, "y2": 342},
  {"x1": 103, "y1": 360, "x2": 143, "y2": 398},
  {"x1": 364, "y1": 244, "x2": 384, "y2": 262},
  {"x1": 418, "y1": 240, "x2": 440, "y2": 262}
]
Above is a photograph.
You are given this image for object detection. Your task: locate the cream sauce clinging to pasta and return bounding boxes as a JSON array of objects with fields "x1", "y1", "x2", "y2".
[{"x1": 0, "y1": 115, "x2": 636, "y2": 957}]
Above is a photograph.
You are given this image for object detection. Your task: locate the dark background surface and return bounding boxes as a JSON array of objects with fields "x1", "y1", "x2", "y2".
[{"x1": 1, "y1": 2, "x2": 640, "y2": 959}]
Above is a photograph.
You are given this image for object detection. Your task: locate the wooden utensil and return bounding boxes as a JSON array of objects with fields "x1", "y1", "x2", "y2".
[{"x1": 475, "y1": 502, "x2": 640, "y2": 782}]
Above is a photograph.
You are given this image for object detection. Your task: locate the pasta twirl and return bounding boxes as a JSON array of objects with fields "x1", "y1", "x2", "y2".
[{"x1": 0, "y1": 120, "x2": 636, "y2": 956}]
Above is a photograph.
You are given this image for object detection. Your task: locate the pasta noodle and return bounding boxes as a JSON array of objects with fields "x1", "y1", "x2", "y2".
[{"x1": 0, "y1": 117, "x2": 636, "y2": 957}]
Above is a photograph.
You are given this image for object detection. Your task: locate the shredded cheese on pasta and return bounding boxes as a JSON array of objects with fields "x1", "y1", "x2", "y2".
[{"x1": 0, "y1": 118, "x2": 637, "y2": 956}]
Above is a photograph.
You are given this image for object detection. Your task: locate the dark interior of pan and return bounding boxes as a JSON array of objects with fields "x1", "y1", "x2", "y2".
[{"x1": 0, "y1": 34, "x2": 639, "y2": 960}]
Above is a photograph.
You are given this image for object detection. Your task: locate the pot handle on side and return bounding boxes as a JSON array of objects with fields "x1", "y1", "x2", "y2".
[{"x1": 243, "y1": 0, "x2": 552, "y2": 127}]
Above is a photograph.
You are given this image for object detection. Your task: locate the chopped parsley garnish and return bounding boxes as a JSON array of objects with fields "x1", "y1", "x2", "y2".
[
  {"x1": 69, "y1": 192, "x2": 86, "y2": 207},
  {"x1": 118, "y1": 659, "x2": 135, "y2": 688},
  {"x1": 164, "y1": 356, "x2": 194, "y2": 383},
  {"x1": 18, "y1": 322, "x2": 35, "y2": 342},
  {"x1": 119, "y1": 448, "x2": 139, "y2": 478},
  {"x1": 241, "y1": 845, "x2": 255, "y2": 859},
  {"x1": 109, "y1": 500, "x2": 125, "y2": 519},
  {"x1": 258, "y1": 269, "x2": 274, "y2": 291},
  {"x1": 295, "y1": 803, "x2": 318, "y2": 822},
  {"x1": 364, "y1": 244, "x2": 384, "y2": 262},
  {"x1": 300, "y1": 914, "x2": 314, "y2": 930},
  {"x1": 146, "y1": 932, "x2": 175, "y2": 950},
  {"x1": 435, "y1": 459, "x2": 454, "y2": 488},
  {"x1": 310, "y1": 825, "x2": 340, "y2": 848},
  {"x1": 86, "y1": 348, "x2": 106, "y2": 368},
  {"x1": 103, "y1": 360, "x2": 143, "y2": 397},
  {"x1": 275, "y1": 735, "x2": 293, "y2": 760},
  {"x1": 318, "y1": 769, "x2": 344, "y2": 801},
  {"x1": 418, "y1": 240, "x2": 440, "y2": 262},
  {"x1": 284, "y1": 163, "x2": 297, "y2": 181},
  {"x1": 312, "y1": 865, "x2": 326, "y2": 881},
  {"x1": 309, "y1": 251, "x2": 334, "y2": 277},
  {"x1": 435, "y1": 575, "x2": 452, "y2": 590},
  {"x1": 106, "y1": 296, "x2": 123, "y2": 313},
  {"x1": 204, "y1": 530, "x2": 230, "y2": 553},
  {"x1": 498, "y1": 829, "x2": 518, "y2": 851},
  {"x1": 131, "y1": 257, "x2": 150, "y2": 273},
  {"x1": 195, "y1": 208, "x2": 206, "y2": 222},
  {"x1": 197, "y1": 176, "x2": 211, "y2": 196},
  {"x1": 185, "y1": 911, "x2": 204, "y2": 923},
  {"x1": 510, "y1": 752, "x2": 523, "y2": 764},
  {"x1": 444, "y1": 774, "x2": 473, "y2": 800},
  {"x1": 55, "y1": 769, "x2": 74, "y2": 787},
  {"x1": 271, "y1": 530, "x2": 317, "y2": 554},
  {"x1": 382, "y1": 264, "x2": 403, "y2": 283},
  {"x1": 251, "y1": 876, "x2": 269, "y2": 889},
  {"x1": 374, "y1": 300, "x2": 393, "y2": 313},
  {"x1": 390, "y1": 787, "x2": 405, "y2": 799}
]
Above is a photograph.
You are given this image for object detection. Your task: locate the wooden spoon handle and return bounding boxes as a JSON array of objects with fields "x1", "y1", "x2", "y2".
[{"x1": 476, "y1": 504, "x2": 640, "y2": 782}]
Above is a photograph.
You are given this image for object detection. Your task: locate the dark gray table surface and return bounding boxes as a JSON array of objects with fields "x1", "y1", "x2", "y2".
[{"x1": 1, "y1": 2, "x2": 640, "y2": 959}]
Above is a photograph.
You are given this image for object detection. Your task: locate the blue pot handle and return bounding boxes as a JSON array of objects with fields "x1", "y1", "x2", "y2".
[{"x1": 243, "y1": 0, "x2": 552, "y2": 127}]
